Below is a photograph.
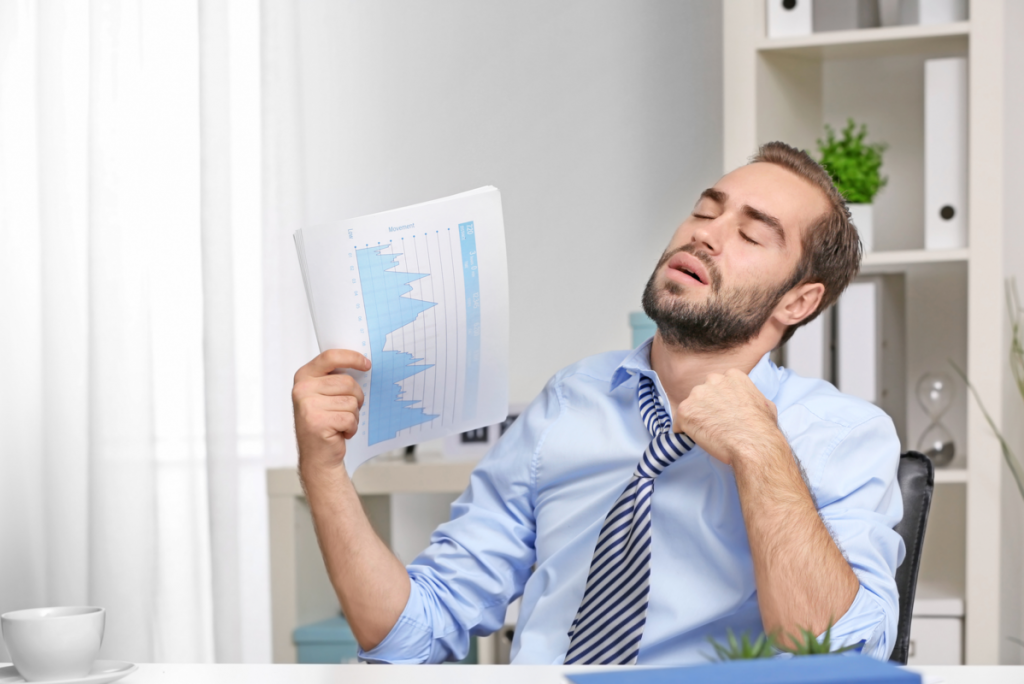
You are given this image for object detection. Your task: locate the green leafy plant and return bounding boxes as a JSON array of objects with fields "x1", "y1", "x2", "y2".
[
  {"x1": 706, "y1": 622, "x2": 857, "y2": 661},
  {"x1": 777, "y1": 623, "x2": 860, "y2": 656},
  {"x1": 706, "y1": 629, "x2": 777, "y2": 661},
  {"x1": 950, "y1": 279, "x2": 1024, "y2": 503},
  {"x1": 816, "y1": 119, "x2": 888, "y2": 204}
]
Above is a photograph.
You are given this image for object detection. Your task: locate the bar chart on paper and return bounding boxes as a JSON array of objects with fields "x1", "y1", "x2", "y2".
[{"x1": 294, "y1": 187, "x2": 508, "y2": 473}]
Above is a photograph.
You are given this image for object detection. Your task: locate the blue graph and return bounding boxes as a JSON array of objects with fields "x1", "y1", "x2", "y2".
[{"x1": 356, "y1": 246, "x2": 438, "y2": 445}]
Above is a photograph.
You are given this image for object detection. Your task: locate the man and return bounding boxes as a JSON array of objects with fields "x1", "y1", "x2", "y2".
[{"x1": 291, "y1": 142, "x2": 905, "y2": 665}]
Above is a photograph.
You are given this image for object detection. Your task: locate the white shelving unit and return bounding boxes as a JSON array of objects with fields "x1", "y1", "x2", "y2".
[
  {"x1": 724, "y1": 1, "x2": 1019, "y2": 664},
  {"x1": 267, "y1": 457, "x2": 485, "y2": 663}
]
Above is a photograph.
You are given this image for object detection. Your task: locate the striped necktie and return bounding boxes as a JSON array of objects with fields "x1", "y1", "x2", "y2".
[{"x1": 564, "y1": 374, "x2": 695, "y2": 665}]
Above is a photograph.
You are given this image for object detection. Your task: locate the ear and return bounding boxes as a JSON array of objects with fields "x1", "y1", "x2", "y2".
[{"x1": 773, "y1": 281, "x2": 825, "y2": 327}]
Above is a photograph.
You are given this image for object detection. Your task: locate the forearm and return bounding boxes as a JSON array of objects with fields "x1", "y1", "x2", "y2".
[
  {"x1": 300, "y1": 462, "x2": 411, "y2": 651},
  {"x1": 732, "y1": 434, "x2": 859, "y2": 645}
]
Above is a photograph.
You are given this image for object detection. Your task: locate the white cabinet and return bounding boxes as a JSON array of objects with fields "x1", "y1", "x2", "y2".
[
  {"x1": 908, "y1": 618, "x2": 963, "y2": 665},
  {"x1": 909, "y1": 584, "x2": 965, "y2": 665}
]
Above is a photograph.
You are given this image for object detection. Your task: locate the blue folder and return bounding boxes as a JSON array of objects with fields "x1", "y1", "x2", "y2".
[{"x1": 564, "y1": 654, "x2": 920, "y2": 684}]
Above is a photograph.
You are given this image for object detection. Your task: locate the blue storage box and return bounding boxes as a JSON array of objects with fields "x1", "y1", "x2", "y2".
[
  {"x1": 293, "y1": 616, "x2": 360, "y2": 664},
  {"x1": 629, "y1": 311, "x2": 656, "y2": 348}
]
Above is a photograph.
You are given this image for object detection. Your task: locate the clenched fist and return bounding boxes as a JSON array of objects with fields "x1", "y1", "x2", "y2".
[
  {"x1": 672, "y1": 368, "x2": 780, "y2": 467},
  {"x1": 292, "y1": 349, "x2": 371, "y2": 473}
]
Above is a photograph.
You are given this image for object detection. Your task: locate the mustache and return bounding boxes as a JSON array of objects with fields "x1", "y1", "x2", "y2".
[{"x1": 656, "y1": 243, "x2": 721, "y2": 292}]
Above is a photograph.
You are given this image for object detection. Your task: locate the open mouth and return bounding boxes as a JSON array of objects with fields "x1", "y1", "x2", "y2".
[
  {"x1": 675, "y1": 266, "x2": 704, "y2": 284},
  {"x1": 666, "y1": 251, "x2": 710, "y2": 287}
]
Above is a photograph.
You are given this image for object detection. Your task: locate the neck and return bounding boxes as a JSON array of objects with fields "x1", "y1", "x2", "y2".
[{"x1": 648, "y1": 331, "x2": 773, "y2": 408}]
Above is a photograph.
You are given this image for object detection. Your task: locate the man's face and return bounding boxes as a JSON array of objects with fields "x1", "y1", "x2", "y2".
[{"x1": 642, "y1": 162, "x2": 830, "y2": 352}]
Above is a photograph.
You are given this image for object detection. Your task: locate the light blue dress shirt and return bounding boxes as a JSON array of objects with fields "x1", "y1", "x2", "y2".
[{"x1": 360, "y1": 339, "x2": 906, "y2": 665}]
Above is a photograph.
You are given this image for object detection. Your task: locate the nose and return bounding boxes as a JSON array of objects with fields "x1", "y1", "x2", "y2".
[{"x1": 691, "y1": 218, "x2": 722, "y2": 255}]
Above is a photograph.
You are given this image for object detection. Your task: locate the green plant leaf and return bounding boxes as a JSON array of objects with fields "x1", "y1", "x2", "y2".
[
  {"x1": 777, "y1": 620, "x2": 859, "y2": 656},
  {"x1": 706, "y1": 623, "x2": 859, "y2": 661},
  {"x1": 706, "y1": 628, "x2": 777, "y2": 661},
  {"x1": 1008, "y1": 279, "x2": 1024, "y2": 404},
  {"x1": 816, "y1": 118, "x2": 888, "y2": 204}
]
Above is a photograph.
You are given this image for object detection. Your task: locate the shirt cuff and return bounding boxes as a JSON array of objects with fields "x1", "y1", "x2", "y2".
[
  {"x1": 357, "y1": 583, "x2": 433, "y2": 664},
  {"x1": 826, "y1": 584, "x2": 894, "y2": 660}
]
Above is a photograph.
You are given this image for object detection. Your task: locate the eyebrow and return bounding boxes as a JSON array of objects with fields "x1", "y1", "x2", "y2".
[
  {"x1": 700, "y1": 188, "x2": 728, "y2": 205},
  {"x1": 698, "y1": 188, "x2": 786, "y2": 246}
]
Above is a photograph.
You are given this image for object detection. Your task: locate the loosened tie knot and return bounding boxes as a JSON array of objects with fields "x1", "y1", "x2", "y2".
[{"x1": 634, "y1": 375, "x2": 694, "y2": 479}]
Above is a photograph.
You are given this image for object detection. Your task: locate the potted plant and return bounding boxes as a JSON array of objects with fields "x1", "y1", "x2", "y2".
[
  {"x1": 707, "y1": 622, "x2": 860, "y2": 662},
  {"x1": 816, "y1": 119, "x2": 888, "y2": 253}
]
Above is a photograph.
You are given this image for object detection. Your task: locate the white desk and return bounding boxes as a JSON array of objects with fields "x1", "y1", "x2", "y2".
[{"x1": 109, "y1": 663, "x2": 1024, "y2": 683}]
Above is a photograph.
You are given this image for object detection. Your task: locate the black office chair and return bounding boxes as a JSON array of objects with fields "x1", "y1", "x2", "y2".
[{"x1": 889, "y1": 451, "x2": 935, "y2": 664}]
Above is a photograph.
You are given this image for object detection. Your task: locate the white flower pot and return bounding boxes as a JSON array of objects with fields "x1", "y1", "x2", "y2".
[{"x1": 848, "y1": 203, "x2": 874, "y2": 253}]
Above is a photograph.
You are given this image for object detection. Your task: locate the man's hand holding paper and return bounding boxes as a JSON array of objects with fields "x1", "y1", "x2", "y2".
[{"x1": 292, "y1": 349, "x2": 371, "y2": 472}]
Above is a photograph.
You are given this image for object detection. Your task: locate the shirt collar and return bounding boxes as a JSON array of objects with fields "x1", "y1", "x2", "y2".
[
  {"x1": 610, "y1": 337, "x2": 656, "y2": 390},
  {"x1": 611, "y1": 336, "x2": 781, "y2": 402}
]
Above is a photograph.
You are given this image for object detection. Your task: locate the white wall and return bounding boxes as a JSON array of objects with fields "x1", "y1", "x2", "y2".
[{"x1": 291, "y1": 0, "x2": 723, "y2": 404}]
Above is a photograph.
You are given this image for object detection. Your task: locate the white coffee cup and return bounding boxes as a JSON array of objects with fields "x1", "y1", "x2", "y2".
[{"x1": 1, "y1": 606, "x2": 105, "y2": 682}]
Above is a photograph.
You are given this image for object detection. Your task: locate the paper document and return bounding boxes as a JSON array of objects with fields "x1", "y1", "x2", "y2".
[{"x1": 294, "y1": 187, "x2": 509, "y2": 474}]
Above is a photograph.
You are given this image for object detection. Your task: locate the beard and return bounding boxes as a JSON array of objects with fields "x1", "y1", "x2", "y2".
[{"x1": 641, "y1": 244, "x2": 792, "y2": 353}]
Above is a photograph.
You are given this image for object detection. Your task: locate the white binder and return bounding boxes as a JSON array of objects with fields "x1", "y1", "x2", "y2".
[
  {"x1": 835, "y1": 276, "x2": 907, "y2": 442},
  {"x1": 837, "y1": 280, "x2": 878, "y2": 403},
  {"x1": 766, "y1": 0, "x2": 812, "y2": 38},
  {"x1": 924, "y1": 57, "x2": 968, "y2": 251},
  {"x1": 918, "y1": 0, "x2": 967, "y2": 25}
]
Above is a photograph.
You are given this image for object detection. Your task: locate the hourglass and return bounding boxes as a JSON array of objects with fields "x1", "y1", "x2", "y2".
[{"x1": 916, "y1": 372, "x2": 955, "y2": 467}]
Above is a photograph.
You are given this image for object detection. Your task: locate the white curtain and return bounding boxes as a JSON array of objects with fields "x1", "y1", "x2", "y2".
[{"x1": 0, "y1": 0, "x2": 271, "y2": 663}]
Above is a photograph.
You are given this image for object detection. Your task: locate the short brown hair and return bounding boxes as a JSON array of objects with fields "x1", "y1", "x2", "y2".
[{"x1": 750, "y1": 141, "x2": 861, "y2": 345}]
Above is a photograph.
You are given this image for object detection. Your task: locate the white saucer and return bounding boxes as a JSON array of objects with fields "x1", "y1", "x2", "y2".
[{"x1": 0, "y1": 661, "x2": 137, "y2": 684}]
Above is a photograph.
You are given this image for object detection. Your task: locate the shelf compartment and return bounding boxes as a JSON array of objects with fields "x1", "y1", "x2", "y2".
[
  {"x1": 757, "y1": 22, "x2": 969, "y2": 60},
  {"x1": 913, "y1": 581, "x2": 965, "y2": 617},
  {"x1": 757, "y1": 45, "x2": 970, "y2": 252}
]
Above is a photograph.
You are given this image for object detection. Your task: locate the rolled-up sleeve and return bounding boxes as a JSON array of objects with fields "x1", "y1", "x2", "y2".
[
  {"x1": 359, "y1": 376, "x2": 561, "y2": 663},
  {"x1": 800, "y1": 413, "x2": 905, "y2": 660}
]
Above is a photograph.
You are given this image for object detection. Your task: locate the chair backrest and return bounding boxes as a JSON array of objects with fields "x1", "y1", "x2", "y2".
[{"x1": 889, "y1": 451, "x2": 935, "y2": 664}]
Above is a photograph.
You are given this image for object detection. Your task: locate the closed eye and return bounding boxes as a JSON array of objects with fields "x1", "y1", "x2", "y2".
[
  {"x1": 740, "y1": 232, "x2": 759, "y2": 245},
  {"x1": 693, "y1": 214, "x2": 714, "y2": 220}
]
